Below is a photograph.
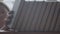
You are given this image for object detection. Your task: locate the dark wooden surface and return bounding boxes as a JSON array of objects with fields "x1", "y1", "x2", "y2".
[
  {"x1": 10, "y1": 1, "x2": 60, "y2": 32},
  {"x1": 0, "y1": 32, "x2": 60, "y2": 34}
]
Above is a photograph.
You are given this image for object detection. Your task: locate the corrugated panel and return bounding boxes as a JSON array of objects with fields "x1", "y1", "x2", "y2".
[{"x1": 11, "y1": 1, "x2": 60, "y2": 32}]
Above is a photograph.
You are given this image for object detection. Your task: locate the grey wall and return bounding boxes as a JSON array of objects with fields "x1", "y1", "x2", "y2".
[
  {"x1": 0, "y1": 0, "x2": 3, "y2": 1},
  {"x1": 9, "y1": 0, "x2": 60, "y2": 32}
]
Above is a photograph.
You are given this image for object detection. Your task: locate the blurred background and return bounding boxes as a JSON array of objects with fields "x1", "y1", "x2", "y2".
[
  {"x1": 0, "y1": 0, "x2": 15, "y2": 11},
  {"x1": 0, "y1": 0, "x2": 60, "y2": 11}
]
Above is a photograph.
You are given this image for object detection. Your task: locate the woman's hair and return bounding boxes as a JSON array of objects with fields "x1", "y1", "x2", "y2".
[
  {"x1": 0, "y1": 2, "x2": 13, "y2": 30},
  {"x1": 0, "y1": 2, "x2": 10, "y2": 30},
  {"x1": 0, "y1": 2, "x2": 9, "y2": 11}
]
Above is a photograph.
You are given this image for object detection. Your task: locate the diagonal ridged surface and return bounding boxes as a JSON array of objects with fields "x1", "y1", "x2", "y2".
[{"x1": 11, "y1": 1, "x2": 60, "y2": 32}]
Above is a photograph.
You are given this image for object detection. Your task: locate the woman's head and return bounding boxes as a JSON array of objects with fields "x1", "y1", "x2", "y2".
[{"x1": 0, "y1": 2, "x2": 9, "y2": 28}]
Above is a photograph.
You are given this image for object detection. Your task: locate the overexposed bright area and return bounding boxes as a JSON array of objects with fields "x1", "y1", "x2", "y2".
[
  {"x1": 57, "y1": 0, "x2": 60, "y2": 2},
  {"x1": 2, "y1": 0, "x2": 15, "y2": 11}
]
